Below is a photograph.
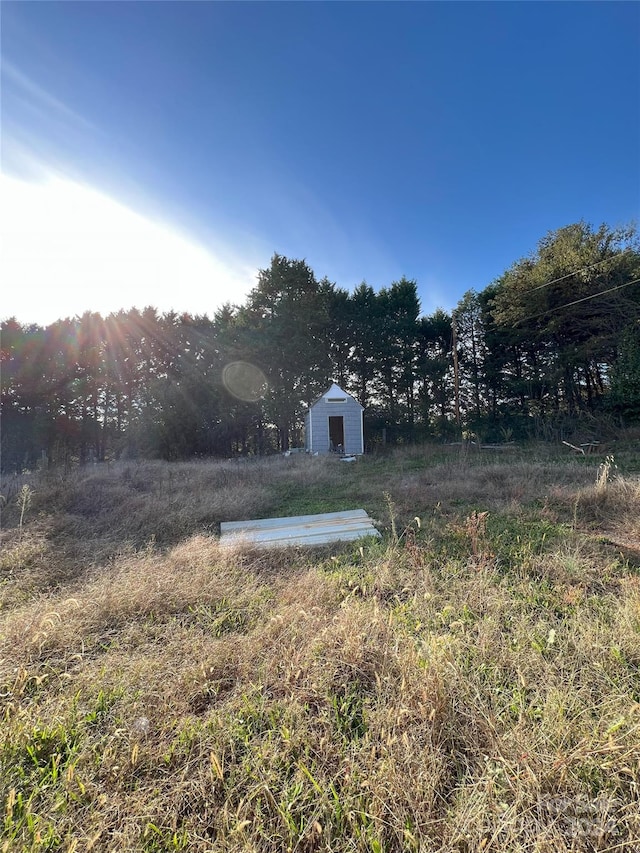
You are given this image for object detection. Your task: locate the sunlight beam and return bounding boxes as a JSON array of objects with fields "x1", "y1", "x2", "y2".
[{"x1": 0, "y1": 172, "x2": 256, "y2": 325}]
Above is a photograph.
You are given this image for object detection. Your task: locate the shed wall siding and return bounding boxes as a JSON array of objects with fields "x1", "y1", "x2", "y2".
[
  {"x1": 308, "y1": 401, "x2": 363, "y2": 454},
  {"x1": 304, "y1": 411, "x2": 311, "y2": 452}
]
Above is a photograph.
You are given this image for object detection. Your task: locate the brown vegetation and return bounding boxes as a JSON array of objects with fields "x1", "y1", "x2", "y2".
[{"x1": 1, "y1": 446, "x2": 639, "y2": 851}]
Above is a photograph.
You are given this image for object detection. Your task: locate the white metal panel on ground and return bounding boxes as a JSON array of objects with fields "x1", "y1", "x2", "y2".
[{"x1": 219, "y1": 509, "x2": 380, "y2": 548}]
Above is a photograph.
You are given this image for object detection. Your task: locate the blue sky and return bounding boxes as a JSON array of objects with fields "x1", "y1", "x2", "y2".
[{"x1": 2, "y1": 1, "x2": 639, "y2": 325}]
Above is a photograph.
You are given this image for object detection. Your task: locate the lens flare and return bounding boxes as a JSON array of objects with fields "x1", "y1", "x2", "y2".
[{"x1": 222, "y1": 361, "x2": 268, "y2": 402}]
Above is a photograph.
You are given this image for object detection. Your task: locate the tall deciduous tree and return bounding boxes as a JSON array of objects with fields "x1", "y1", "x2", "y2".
[{"x1": 488, "y1": 222, "x2": 640, "y2": 415}]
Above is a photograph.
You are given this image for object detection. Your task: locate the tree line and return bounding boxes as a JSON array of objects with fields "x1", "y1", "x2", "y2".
[{"x1": 2, "y1": 221, "x2": 639, "y2": 472}]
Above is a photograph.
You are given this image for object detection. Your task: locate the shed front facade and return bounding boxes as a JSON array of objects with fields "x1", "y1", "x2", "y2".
[{"x1": 305, "y1": 383, "x2": 364, "y2": 455}]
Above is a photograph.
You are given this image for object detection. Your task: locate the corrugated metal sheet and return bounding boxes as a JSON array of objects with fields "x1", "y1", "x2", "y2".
[{"x1": 219, "y1": 509, "x2": 380, "y2": 549}]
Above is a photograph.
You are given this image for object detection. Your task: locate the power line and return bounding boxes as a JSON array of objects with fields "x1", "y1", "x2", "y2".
[
  {"x1": 529, "y1": 250, "x2": 632, "y2": 293},
  {"x1": 516, "y1": 277, "x2": 640, "y2": 325}
]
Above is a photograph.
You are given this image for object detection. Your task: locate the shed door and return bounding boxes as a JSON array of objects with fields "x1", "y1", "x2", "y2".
[{"x1": 328, "y1": 416, "x2": 344, "y2": 451}]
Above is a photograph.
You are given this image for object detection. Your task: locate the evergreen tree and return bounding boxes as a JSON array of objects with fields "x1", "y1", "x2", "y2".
[
  {"x1": 240, "y1": 254, "x2": 333, "y2": 449},
  {"x1": 609, "y1": 321, "x2": 640, "y2": 423}
]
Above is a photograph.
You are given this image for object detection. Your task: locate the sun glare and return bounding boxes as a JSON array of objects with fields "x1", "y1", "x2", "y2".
[{"x1": 0, "y1": 173, "x2": 255, "y2": 326}]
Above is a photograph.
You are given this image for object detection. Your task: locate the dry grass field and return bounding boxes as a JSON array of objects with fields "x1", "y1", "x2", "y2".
[{"x1": 1, "y1": 443, "x2": 640, "y2": 852}]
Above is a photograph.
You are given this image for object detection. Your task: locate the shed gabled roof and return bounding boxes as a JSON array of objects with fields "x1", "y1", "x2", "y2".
[{"x1": 309, "y1": 382, "x2": 363, "y2": 410}]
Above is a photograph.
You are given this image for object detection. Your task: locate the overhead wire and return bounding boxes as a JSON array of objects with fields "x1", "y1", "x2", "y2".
[
  {"x1": 528, "y1": 249, "x2": 633, "y2": 293},
  {"x1": 515, "y1": 277, "x2": 640, "y2": 325}
]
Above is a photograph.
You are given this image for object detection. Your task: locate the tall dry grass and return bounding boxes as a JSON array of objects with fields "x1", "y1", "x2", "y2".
[{"x1": 1, "y1": 447, "x2": 640, "y2": 851}]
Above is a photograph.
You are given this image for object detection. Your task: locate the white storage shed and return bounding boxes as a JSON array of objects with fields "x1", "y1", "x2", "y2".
[{"x1": 304, "y1": 383, "x2": 364, "y2": 455}]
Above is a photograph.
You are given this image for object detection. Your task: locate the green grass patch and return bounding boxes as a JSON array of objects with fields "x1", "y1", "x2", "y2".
[{"x1": 264, "y1": 479, "x2": 366, "y2": 518}]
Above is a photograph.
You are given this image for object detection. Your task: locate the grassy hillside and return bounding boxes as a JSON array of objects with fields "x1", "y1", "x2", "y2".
[{"x1": 1, "y1": 445, "x2": 640, "y2": 852}]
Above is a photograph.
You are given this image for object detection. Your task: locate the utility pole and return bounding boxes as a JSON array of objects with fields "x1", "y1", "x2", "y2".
[{"x1": 451, "y1": 311, "x2": 461, "y2": 428}]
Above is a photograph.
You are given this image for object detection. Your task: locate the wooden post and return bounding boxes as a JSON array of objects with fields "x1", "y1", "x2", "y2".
[{"x1": 452, "y1": 312, "x2": 461, "y2": 427}]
